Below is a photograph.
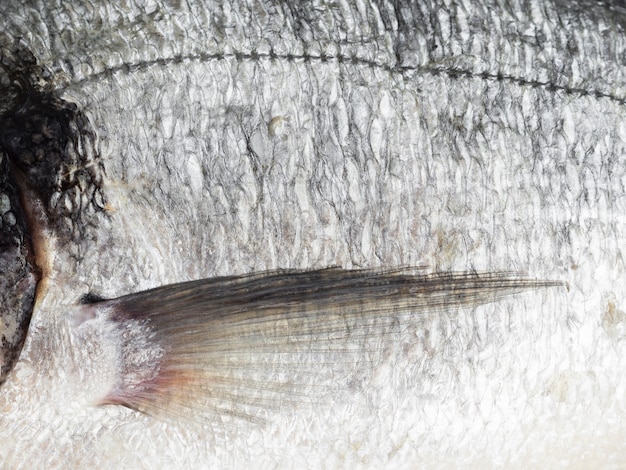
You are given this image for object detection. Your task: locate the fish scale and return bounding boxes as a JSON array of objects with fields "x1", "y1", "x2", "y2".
[
  {"x1": 0, "y1": 40, "x2": 563, "y2": 465},
  {"x1": 1, "y1": 0, "x2": 626, "y2": 468}
]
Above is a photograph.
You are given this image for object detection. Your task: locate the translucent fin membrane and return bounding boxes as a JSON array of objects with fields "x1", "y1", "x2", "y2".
[{"x1": 89, "y1": 268, "x2": 562, "y2": 424}]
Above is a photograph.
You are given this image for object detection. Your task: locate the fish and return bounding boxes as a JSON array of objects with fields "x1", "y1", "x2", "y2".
[
  {"x1": 0, "y1": 59, "x2": 561, "y2": 428},
  {"x1": 1, "y1": 0, "x2": 626, "y2": 468}
]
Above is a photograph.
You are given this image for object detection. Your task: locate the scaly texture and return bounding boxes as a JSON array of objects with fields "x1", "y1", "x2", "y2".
[{"x1": 0, "y1": 1, "x2": 625, "y2": 469}]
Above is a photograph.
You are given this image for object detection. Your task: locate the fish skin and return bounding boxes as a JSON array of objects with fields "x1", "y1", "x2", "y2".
[{"x1": 0, "y1": 0, "x2": 626, "y2": 469}]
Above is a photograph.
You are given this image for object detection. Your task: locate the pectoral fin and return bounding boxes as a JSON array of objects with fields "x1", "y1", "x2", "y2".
[{"x1": 81, "y1": 268, "x2": 563, "y2": 424}]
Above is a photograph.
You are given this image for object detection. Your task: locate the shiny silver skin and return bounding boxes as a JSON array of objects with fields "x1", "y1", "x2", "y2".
[{"x1": 1, "y1": 0, "x2": 626, "y2": 468}]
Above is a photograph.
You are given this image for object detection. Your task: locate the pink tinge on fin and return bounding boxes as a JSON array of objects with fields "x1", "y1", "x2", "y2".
[{"x1": 100, "y1": 365, "x2": 193, "y2": 411}]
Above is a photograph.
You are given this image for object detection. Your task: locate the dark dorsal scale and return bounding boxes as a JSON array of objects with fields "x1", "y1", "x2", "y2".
[{"x1": 0, "y1": 39, "x2": 106, "y2": 385}]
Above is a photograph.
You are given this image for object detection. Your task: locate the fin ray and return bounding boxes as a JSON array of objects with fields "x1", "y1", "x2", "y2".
[{"x1": 90, "y1": 268, "x2": 562, "y2": 424}]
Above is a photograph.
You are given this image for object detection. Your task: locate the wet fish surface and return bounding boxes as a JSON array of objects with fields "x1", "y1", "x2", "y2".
[{"x1": 1, "y1": 0, "x2": 626, "y2": 468}]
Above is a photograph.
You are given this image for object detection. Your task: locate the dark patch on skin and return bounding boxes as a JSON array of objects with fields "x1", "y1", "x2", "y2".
[
  {"x1": 1, "y1": 95, "x2": 105, "y2": 231},
  {"x1": 0, "y1": 38, "x2": 107, "y2": 384},
  {"x1": 0, "y1": 40, "x2": 107, "y2": 244}
]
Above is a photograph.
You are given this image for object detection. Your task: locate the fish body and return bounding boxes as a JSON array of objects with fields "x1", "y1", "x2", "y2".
[{"x1": 0, "y1": 0, "x2": 625, "y2": 468}]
